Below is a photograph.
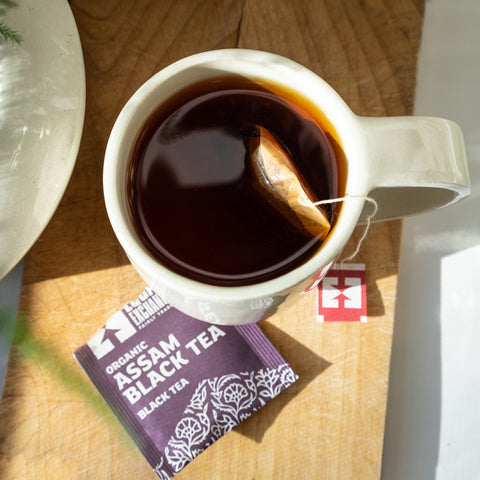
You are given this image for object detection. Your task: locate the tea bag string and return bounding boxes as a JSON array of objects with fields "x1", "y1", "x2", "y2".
[{"x1": 299, "y1": 195, "x2": 379, "y2": 263}]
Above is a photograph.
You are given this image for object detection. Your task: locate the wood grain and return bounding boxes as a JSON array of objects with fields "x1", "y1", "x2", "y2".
[{"x1": 0, "y1": 1, "x2": 424, "y2": 479}]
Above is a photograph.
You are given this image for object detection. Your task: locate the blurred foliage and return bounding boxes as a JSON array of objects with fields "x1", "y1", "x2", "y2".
[
  {"x1": 0, "y1": 308, "x2": 134, "y2": 448},
  {"x1": 0, "y1": 0, "x2": 23, "y2": 44}
]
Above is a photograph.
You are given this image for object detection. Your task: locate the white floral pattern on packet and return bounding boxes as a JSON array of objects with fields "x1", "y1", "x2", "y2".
[{"x1": 154, "y1": 363, "x2": 297, "y2": 479}]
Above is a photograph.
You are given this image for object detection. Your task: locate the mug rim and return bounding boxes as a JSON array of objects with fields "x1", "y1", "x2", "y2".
[{"x1": 103, "y1": 49, "x2": 367, "y2": 301}]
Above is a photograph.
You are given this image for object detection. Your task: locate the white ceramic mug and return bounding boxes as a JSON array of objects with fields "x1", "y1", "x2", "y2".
[{"x1": 104, "y1": 49, "x2": 470, "y2": 325}]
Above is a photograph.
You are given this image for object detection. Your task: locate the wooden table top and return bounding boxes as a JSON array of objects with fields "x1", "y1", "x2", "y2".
[{"x1": 0, "y1": 1, "x2": 424, "y2": 478}]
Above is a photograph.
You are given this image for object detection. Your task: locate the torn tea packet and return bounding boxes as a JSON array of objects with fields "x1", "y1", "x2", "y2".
[{"x1": 74, "y1": 287, "x2": 298, "y2": 479}]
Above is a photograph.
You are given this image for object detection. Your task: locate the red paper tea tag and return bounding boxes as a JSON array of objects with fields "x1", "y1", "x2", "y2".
[{"x1": 316, "y1": 263, "x2": 367, "y2": 322}]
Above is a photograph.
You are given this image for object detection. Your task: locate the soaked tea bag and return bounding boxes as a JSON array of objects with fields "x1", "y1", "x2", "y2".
[{"x1": 247, "y1": 125, "x2": 331, "y2": 240}]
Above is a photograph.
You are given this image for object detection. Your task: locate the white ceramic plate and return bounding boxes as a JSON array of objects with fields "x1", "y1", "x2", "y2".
[{"x1": 0, "y1": 0, "x2": 85, "y2": 279}]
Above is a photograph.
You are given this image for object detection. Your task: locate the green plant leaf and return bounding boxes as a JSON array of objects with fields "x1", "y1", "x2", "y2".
[
  {"x1": 0, "y1": 20, "x2": 22, "y2": 44},
  {"x1": 0, "y1": 0, "x2": 22, "y2": 45},
  {"x1": 0, "y1": 308, "x2": 134, "y2": 448}
]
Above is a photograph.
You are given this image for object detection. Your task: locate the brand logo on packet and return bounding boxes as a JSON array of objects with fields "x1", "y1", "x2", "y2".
[
  {"x1": 87, "y1": 288, "x2": 171, "y2": 360},
  {"x1": 316, "y1": 263, "x2": 367, "y2": 322},
  {"x1": 87, "y1": 311, "x2": 137, "y2": 359}
]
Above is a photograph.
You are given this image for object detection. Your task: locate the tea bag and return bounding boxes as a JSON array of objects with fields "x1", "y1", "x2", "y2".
[{"x1": 247, "y1": 125, "x2": 331, "y2": 240}]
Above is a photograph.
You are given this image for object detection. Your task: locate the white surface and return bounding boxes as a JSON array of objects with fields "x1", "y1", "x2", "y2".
[
  {"x1": 0, "y1": 0, "x2": 85, "y2": 279},
  {"x1": 382, "y1": 0, "x2": 480, "y2": 478}
]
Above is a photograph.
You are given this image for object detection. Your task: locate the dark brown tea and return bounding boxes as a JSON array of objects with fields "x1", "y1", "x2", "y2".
[{"x1": 127, "y1": 76, "x2": 344, "y2": 286}]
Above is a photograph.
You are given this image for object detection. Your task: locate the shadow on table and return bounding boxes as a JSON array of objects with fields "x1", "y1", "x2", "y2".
[{"x1": 234, "y1": 322, "x2": 331, "y2": 443}]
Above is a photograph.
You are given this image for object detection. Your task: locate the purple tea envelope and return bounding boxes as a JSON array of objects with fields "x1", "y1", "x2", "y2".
[{"x1": 74, "y1": 287, "x2": 298, "y2": 479}]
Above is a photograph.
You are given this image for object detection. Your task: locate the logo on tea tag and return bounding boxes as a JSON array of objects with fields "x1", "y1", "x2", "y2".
[{"x1": 316, "y1": 263, "x2": 367, "y2": 322}]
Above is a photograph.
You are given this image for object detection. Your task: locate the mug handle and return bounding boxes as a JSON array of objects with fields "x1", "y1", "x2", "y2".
[{"x1": 357, "y1": 116, "x2": 470, "y2": 222}]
